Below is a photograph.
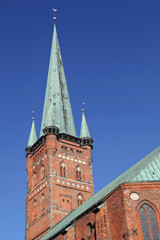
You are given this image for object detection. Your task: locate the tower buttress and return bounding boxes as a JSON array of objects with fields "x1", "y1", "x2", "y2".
[{"x1": 25, "y1": 21, "x2": 94, "y2": 240}]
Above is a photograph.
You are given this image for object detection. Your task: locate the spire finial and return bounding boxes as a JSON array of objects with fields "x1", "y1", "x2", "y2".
[
  {"x1": 82, "y1": 102, "x2": 85, "y2": 112},
  {"x1": 53, "y1": 8, "x2": 57, "y2": 21},
  {"x1": 32, "y1": 110, "x2": 35, "y2": 120}
]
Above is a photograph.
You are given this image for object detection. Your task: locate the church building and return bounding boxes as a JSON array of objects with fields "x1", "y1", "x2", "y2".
[{"x1": 25, "y1": 17, "x2": 160, "y2": 240}]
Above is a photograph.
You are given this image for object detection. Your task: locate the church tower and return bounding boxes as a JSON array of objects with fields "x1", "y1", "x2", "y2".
[{"x1": 25, "y1": 20, "x2": 94, "y2": 240}]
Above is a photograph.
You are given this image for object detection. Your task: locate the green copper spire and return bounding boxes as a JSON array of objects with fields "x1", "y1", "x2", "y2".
[
  {"x1": 80, "y1": 110, "x2": 90, "y2": 138},
  {"x1": 28, "y1": 117, "x2": 37, "y2": 146},
  {"x1": 46, "y1": 99, "x2": 55, "y2": 127},
  {"x1": 40, "y1": 23, "x2": 76, "y2": 137}
]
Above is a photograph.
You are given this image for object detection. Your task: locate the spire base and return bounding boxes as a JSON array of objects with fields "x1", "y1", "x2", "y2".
[
  {"x1": 43, "y1": 125, "x2": 59, "y2": 136},
  {"x1": 25, "y1": 135, "x2": 46, "y2": 156},
  {"x1": 81, "y1": 137, "x2": 93, "y2": 149},
  {"x1": 25, "y1": 146, "x2": 33, "y2": 156}
]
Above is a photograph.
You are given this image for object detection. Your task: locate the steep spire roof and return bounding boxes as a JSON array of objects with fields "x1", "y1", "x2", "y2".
[
  {"x1": 46, "y1": 99, "x2": 55, "y2": 127},
  {"x1": 40, "y1": 23, "x2": 76, "y2": 137},
  {"x1": 28, "y1": 118, "x2": 37, "y2": 147},
  {"x1": 80, "y1": 110, "x2": 90, "y2": 138}
]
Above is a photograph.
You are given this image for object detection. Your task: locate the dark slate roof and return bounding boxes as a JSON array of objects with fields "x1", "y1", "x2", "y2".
[{"x1": 40, "y1": 145, "x2": 160, "y2": 240}]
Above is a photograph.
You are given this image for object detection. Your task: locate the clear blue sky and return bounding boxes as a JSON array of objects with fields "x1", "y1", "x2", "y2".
[{"x1": 0, "y1": 0, "x2": 160, "y2": 239}]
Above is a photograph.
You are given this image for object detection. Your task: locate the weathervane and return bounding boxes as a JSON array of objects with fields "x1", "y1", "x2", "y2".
[
  {"x1": 32, "y1": 110, "x2": 35, "y2": 120},
  {"x1": 53, "y1": 8, "x2": 57, "y2": 21},
  {"x1": 82, "y1": 102, "x2": 85, "y2": 112}
]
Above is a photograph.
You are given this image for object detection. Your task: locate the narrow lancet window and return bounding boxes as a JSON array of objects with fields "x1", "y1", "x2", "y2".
[
  {"x1": 33, "y1": 172, "x2": 37, "y2": 186},
  {"x1": 60, "y1": 162, "x2": 66, "y2": 177},
  {"x1": 77, "y1": 194, "x2": 83, "y2": 206},
  {"x1": 41, "y1": 194, "x2": 45, "y2": 211},
  {"x1": 41, "y1": 164, "x2": 45, "y2": 180},
  {"x1": 139, "y1": 204, "x2": 160, "y2": 240},
  {"x1": 34, "y1": 199, "x2": 37, "y2": 217},
  {"x1": 76, "y1": 166, "x2": 81, "y2": 180}
]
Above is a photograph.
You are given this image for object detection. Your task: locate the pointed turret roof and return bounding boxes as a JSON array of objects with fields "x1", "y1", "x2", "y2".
[
  {"x1": 80, "y1": 110, "x2": 90, "y2": 138},
  {"x1": 40, "y1": 24, "x2": 76, "y2": 137},
  {"x1": 27, "y1": 118, "x2": 37, "y2": 147}
]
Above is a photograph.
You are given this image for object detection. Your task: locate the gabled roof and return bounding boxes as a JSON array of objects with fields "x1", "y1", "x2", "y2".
[
  {"x1": 40, "y1": 24, "x2": 76, "y2": 137},
  {"x1": 40, "y1": 145, "x2": 160, "y2": 240}
]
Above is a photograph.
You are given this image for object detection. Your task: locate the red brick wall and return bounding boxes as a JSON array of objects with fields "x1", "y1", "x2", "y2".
[
  {"x1": 25, "y1": 134, "x2": 94, "y2": 240},
  {"x1": 122, "y1": 182, "x2": 160, "y2": 239},
  {"x1": 51, "y1": 182, "x2": 160, "y2": 240}
]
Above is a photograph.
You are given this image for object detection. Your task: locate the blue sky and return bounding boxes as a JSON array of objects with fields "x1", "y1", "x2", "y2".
[{"x1": 0, "y1": 0, "x2": 160, "y2": 239}]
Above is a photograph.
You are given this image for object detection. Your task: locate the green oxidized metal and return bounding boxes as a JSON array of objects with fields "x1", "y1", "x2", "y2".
[
  {"x1": 27, "y1": 119, "x2": 37, "y2": 147},
  {"x1": 40, "y1": 24, "x2": 76, "y2": 137},
  {"x1": 80, "y1": 111, "x2": 90, "y2": 138}
]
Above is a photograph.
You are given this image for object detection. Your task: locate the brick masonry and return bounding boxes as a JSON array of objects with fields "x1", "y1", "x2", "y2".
[
  {"x1": 48, "y1": 182, "x2": 160, "y2": 240},
  {"x1": 25, "y1": 136, "x2": 160, "y2": 240},
  {"x1": 25, "y1": 134, "x2": 94, "y2": 240}
]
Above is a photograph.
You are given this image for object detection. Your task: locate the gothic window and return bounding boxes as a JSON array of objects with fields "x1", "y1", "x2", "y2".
[
  {"x1": 76, "y1": 166, "x2": 81, "y2": 180},
  {"x1": 33, "y1": 172, "x2": 36, "y2": 186},
  {"x1": 41, "y1": 193, "x2": 45, "y2": 211},
  {"x1": 34, "y1": 199, "x2": 37, "y2": 217},
  {"x1": 77, "y1": 194, "x2": 83, "y2": 206},
  {"x1": 87, "y1": 223, "x2": 93, "y2": 236},
  {"x1": 60, "y1": 162, "x2": 66, "y2": 177},
  {"x1": 41, "y1": 164, "x2": 45, "y2": 180},
  {"x1": 139, "y1": 203, "x2": 160, "y2": 240}
]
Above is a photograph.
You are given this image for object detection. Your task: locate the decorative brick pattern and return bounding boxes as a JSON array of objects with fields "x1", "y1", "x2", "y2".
[
  {"x1": 25, "y1": 134, "x2": 94, "y2": 240},
  {"x1": 48, "y1": 183, "x2": 160, "y2": 240}
]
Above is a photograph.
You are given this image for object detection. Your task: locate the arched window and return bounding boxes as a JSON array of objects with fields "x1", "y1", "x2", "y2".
[
  {"x1": 41, "y1": 193, "x2": 45, "y2": 211},
  {"x1": 76, "y1": 166, "x2": 81, "y2": 180},
  {"x1": 139, "y1": 203, "x2": 160, "y2": 239},
  {"x1": 41, "y1": 165, "x2": 45, "y2": 180},
  {"x1": 77, "y1": 194, "x2": 83, "y2": 206},
  {"x1": 33, "y1": 172, "x2": 36, "y2": 186},
  {"x1": 60, "y1": 162, "x2": 66, "y2": 177},
  {"x1": 87, "y1": 223, "x2": 93, "y2": 237},
  {"x1": 34, "y1": 199, "x2": 37, "y2": 217}
]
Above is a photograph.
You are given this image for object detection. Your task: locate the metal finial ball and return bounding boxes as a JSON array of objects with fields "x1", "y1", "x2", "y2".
[{"x1": 32, "y1": 111, "x2": 35, "y2": 120}]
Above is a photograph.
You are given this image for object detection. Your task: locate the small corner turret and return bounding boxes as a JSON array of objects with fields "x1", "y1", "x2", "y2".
[
  {"x1": 25, "y1": 114, "x2": 37, "y2": 155},
  {"x1": 80, "y1": 109, "x2": 93, "y2": 149}
]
